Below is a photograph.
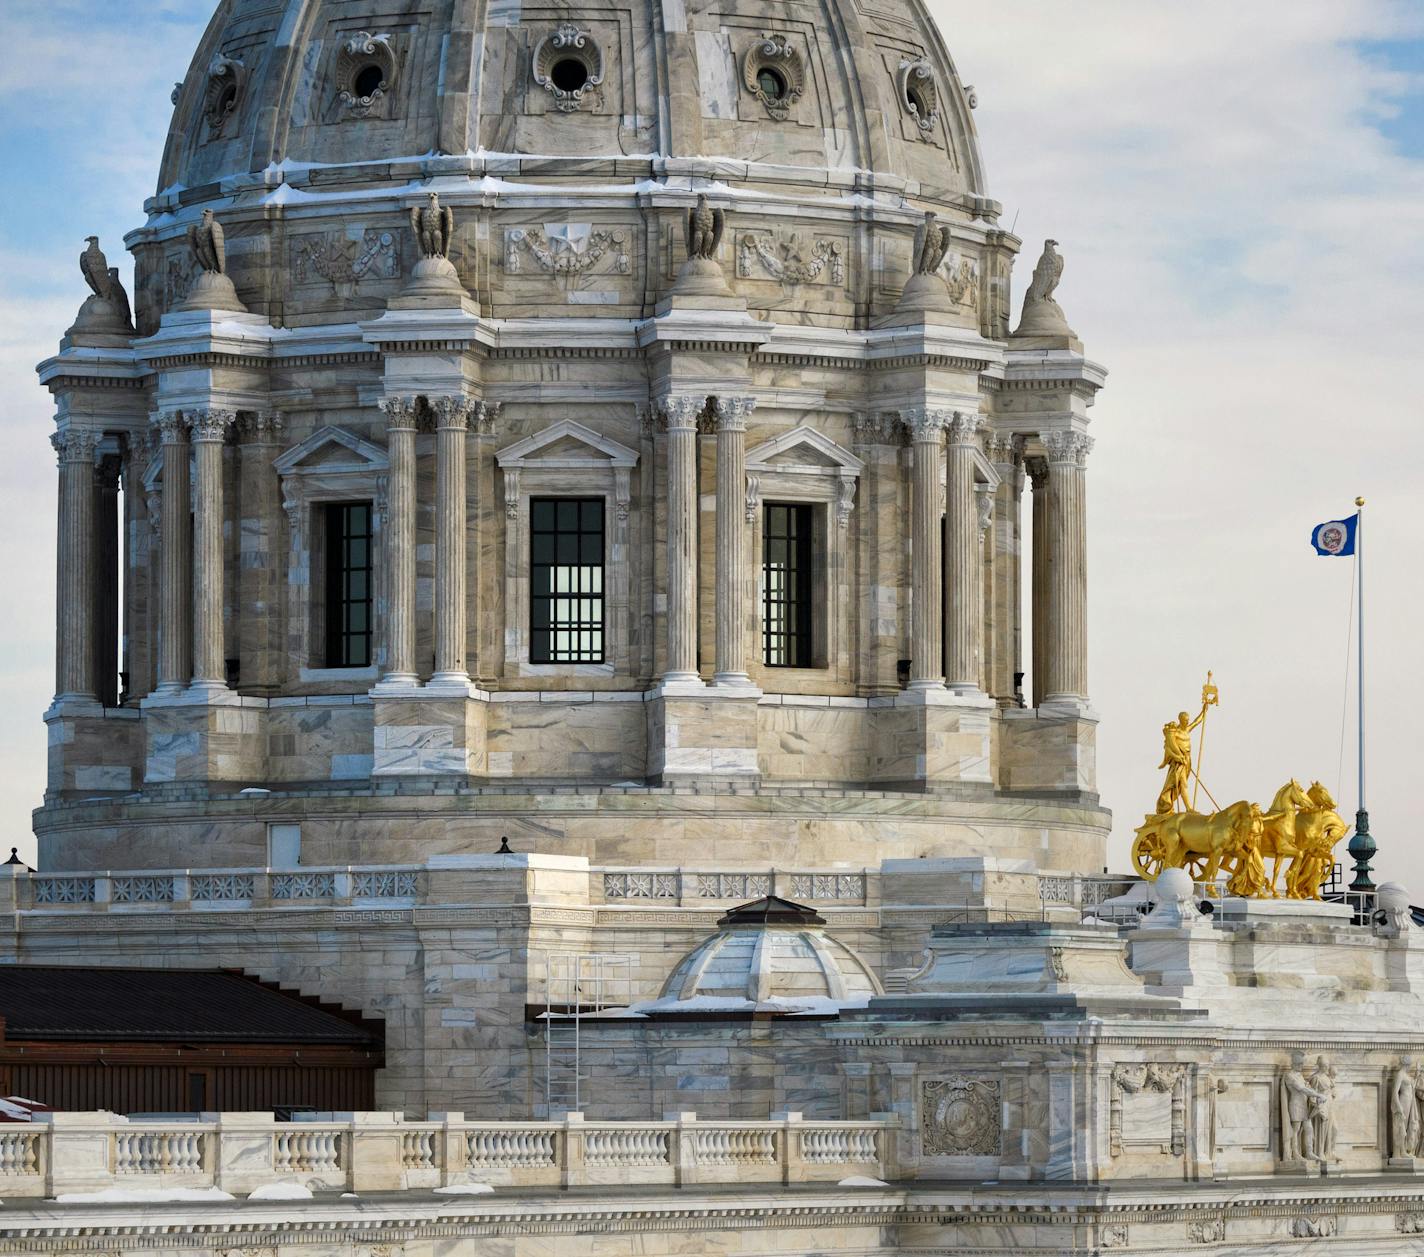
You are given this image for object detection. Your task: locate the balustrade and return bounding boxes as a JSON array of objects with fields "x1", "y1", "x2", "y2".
[{"x1": 7, "y1": 1114, "x2": 892, "y2": 1199}]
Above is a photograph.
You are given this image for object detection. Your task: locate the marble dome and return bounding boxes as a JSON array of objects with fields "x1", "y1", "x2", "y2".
[
  {"x1": 159, "y1": 0, "x2": 984, "y2": 202},
  {"x1": 635, "y1": 897, "x2": 882, "y2": 1015}
]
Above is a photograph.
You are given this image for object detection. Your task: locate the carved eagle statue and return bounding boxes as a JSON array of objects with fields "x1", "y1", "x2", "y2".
[
  {"x1": 911, "y1": 211, "x2": 950, "y2": 276},
  {"x1": 1025, "y1": 238, "x2": 1064, "y2": 305},
  {"x1": 106, "y1": 266, "x2": 133, "y2": 329},
  {"x1": 411, "y1": 192, "x2": 455, "y2": 260},
  {"x1": 187, "y1": 209, "x2": 227, "y2": 274},
  {"x1": 80, "y1": 236, "x2": 112, "y2": 300},
  {"x1": 685, "y1": 194, "x2": 724, "y2": 262}
]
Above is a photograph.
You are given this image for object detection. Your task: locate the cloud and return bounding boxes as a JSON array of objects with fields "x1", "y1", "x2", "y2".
[{"x1": 935, "y1": 0, "x2": 1424, "y2": 885}]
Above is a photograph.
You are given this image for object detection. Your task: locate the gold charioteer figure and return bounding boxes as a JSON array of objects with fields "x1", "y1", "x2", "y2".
[{"x1": 1132, "y1": 674, "x2": 1347, "y2": 899}]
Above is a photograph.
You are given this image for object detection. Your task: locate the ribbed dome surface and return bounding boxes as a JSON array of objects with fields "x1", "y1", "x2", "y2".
[
  {"x1": 159, "y1": 0, "x2": 983, "y2": 203},
  {"x1": 640, "y1": 914, "x2": 880, "y2": 1014}
]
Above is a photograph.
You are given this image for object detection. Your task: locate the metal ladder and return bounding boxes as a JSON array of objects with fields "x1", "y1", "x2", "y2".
[{"x1": 543, "y1": 953, "x2": 631, "y2": 1117}]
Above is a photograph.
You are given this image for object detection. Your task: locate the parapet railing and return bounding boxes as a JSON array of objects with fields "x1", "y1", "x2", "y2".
[
  {"x1": 7, "y1": 866, "x2": 425, "y2": 911},
  {"x1": 601, "y1": 868, "x2": 871, "y2": 905},
  {"x1": 2, "y1": 1112, "x2": 897, "y2": 1198}
]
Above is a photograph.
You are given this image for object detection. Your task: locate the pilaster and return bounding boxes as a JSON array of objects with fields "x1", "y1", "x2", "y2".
[
  {"x1": 236, "y1": 411, "x2": 284, "y2": 693},
  {"x1": 942, "y1": 411, "x2": 985, "y2": 694},
  {"x1": 153, "y1": 411, "x2": 191, "y2": 697},
  {"x1": 712, "y1": 396, "x2": 756, "y2": 691},
  {"x1": 374, "y1": 397, "x2": 420, "y2": 691},
  {"x1": 431, "y1": 395, "x2": 474, "y2": 688}
]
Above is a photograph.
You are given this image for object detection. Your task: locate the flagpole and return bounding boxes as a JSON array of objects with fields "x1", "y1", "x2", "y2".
[{"x1": 1347, "y1": 495, "x2": 1375, "y2": 893}]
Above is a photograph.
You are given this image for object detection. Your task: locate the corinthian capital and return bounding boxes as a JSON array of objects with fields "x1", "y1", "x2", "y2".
[
  {"x1": 152, "y1": 410, "x2": 189, "y2": 444},
  {"x1": 187, "y1": 408, "x2": 236, "y2": 443},
  {"x1": 428, "y1": 395, "x2": 474, "y2": 430},
  {"x1": 712, "y1": 396, "x2": 757, "y2": 432},
  {"x1": 900, "y1": 406, "x2": 949, "y2": 442},
  {"x1": 379, "y1": 395, "x2": 421, "y2": 432},
  {"x1": 985, "y1": 432, "x2": 1021, "y2": 468},
  {"x1": 657, "y1": 393, "x2": 708, "y2": 433},
  {"x1": 239, "y1": 410, "x2": 285, "y2": 443},
  {"x1": 471, "y1": 400, "x2": 504, "y2": 435},
  {"x1": 944, "y1": 411, "x2": 986, "y2": 446},
  {"x1": 50, "y1": 427, "x2": 99, "y2": 465},
  {"x1": 1039, "y1": 428, "x2": 1093, "y2": 467}
]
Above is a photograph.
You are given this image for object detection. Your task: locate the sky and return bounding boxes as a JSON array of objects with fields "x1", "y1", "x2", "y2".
[{"x1": 1, "y1": 2, "x2": 1422, "y2": 887}]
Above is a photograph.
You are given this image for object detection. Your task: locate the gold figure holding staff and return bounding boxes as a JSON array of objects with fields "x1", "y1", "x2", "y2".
[
  {"x1": 1132, "y1": 675, "x2": 1346, "y2": 899},
  {"x1": 1155, "y1": 672, "x2": 1218, "y2": 815}
]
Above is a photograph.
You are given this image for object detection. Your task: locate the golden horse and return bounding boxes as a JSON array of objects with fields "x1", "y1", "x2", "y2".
[
  {"x1": 1283, "y1": 782, "x2": 1349, "y2": 900},
  {"x1": 1257, "y1": 779, "x2": 1314, "y2": 896},
  {"x1": 1132, "y1": 799, "x2": 1256, "y2": 885}
]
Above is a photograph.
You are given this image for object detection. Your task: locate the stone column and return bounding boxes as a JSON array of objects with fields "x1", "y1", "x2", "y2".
[
  {"x1": 903, "y1": 408, "x2": 945, "y2": 690},
  {"x1": 51, "y1": 427, "x2": 99, "y2": 705},
  {"x1": 237, "y1": 412, "x2": 284, "y2": 693},
  {"x1": 154, "y1": 412, "x2": 192, "y2": 696},
  {"x1": 377, "y1": 397, "x2": 420, "y2": 688},
  {"x1": 121, "y1": 432, "x2": 153, "y2": 704},
  {"x1": 713, "y1": 396, "x2": 755, "y2": 687},
  {"x1": 188, "y1": 408, "x2": 234, "y2": 694},
  {"x1": 1040, "y1": 430, "x2": 1093, "y2": 706},
  {"x1": 986, "y1": 435, "x2": 1022, "y2": 706},
  {"x1": 432, "y1": 395, "x2": 473, "y2": 686},
  {"x1": 94, "y1": 451, "x2": 121, "y2": 708},
  {"x1": 975, "y1": 482, "x2": 994, "y2": 694},
  {"x1": 1028, "y1": 458, "x2": 1049, "y2": 707},
  {"x1": 943, "y1": 412, "x2": 986, "y2": 694},
  {"x1": 662, "y1": 395, "x2": 705, "y2": 685}
]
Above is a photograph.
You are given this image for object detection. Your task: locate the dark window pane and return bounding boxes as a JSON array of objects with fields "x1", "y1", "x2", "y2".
[
  {"x1": 323, "y1": 501, "x2": 374, "y2": 669},
  {"x1": 763, "y1": 502, "x2": 815, "y2": 669},
  {"x1": 530, "y1": 497, "x2": 605, "y2": 663}
]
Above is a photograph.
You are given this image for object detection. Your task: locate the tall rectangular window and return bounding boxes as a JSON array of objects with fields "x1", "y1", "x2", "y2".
[
  {"x1": 323, "y1": 502, "x2": 372, "y2": 668},
  {"x1": 530, "y1": 498, "x2": 605, "y2": 664},
  {"x1": 762, "y1": 502, "x2": 814, "y2": 668}
]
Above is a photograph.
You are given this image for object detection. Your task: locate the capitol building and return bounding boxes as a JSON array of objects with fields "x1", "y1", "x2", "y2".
[{"x1": 10, "y1": 0, "x2": 1424, "y2": 1253}]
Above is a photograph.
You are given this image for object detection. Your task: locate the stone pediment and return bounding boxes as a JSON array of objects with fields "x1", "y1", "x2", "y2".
[
  {"x1": 746, "y1": 425, "x2": 863, "y2": 478},
  {"x1": 273, "y1": 425, "x2": 389, "y2": 477},
  {"x1": 496, "y1": 419, "x2": 638, "y2": 470}
]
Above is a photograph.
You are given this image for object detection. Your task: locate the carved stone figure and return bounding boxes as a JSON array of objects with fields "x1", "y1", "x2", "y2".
[
  {"x1": 669, "y1": 195, "x2": 733, "y2": 298},
  {"x1": 69, "y1": 236, "x2": 134, "y2": 337},
  {"x1": 685, "y1": 195, "x2": 724, "y2": 263},
  {"x1": 1013, "y1": 238, "x2": 1077, "y2": 342},
  {"x1": 189, "y1": 208, "x2": 227, "y2": 274},
  {"x1": 411, "y1": 192, "x2": 454, "y2": 260},
  {"x1": 1308, "y1": 1056, "x2": 1337, "y2": 1163},
  {"x1": 1280, "y1": 1050, "x2": 1329, "y2": 1167},
  {"x1": 177, "y1": 209, "x2": 246, "y2": 312},
  {"x1": 1391, "y1": 1056, "x2": 1421, "y2": 1160},
  {"x1": 397, "y1": 192, "x2": 468, "y2": 302},
  {"x1": 912, "y1": 210, "x2": 950, "y2": 276},
  {"x1": 893, "y1": 211, "x2": 956, "y2": 316}
]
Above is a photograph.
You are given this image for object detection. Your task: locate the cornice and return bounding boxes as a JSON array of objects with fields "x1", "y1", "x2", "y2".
[{"x1": 7, "y1": 1181, "x2": 1424, "y2": 1251}]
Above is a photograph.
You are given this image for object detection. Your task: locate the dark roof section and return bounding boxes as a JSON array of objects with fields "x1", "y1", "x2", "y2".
[
  {"x1": 717, "y1": 895, "x2": 826, "y2": 928},
  {"x1": 0, "y1": 966, "x2": 382, "y2": 1047}
]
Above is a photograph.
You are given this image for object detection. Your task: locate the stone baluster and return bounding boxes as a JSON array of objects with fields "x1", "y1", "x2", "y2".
[
  {"x1": 712, "y1": 396, "x2": 756, "y2": 687},
  {"x1": 943, "y1": 411, "x2": 986, "y2": 694},
  {"x1": 153, "y1": 412, "x2": 191, "y2": 696},
  {"x1": 902, "y1": 407, "x2": 946, "y2": 690},
  {"x1": 51, "y1": 427, "x2": 100, "y2": 705},
  {"x1": 1027, "y1": 458, "x2": 1049, "y2": 706},
  {"x1": 188, "y1": 408, "x2": 235, "y2": 694},
  {"x1": 431, "y1": 395, "x2": 473, "y2": 686},
  {"x1": 661, "y1": 394, "x2": 706, "y2": 686},
  {"x1": 377, "y1": 397, "x2": 420, "y2": 688},
  {"x1": 1040, "y1": 430, "x2": 1092, "y2": 706}
]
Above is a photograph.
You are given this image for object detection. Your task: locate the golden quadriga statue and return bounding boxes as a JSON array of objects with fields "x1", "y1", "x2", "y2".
[{"x1": 1131, "y1": 680, "x2": 1348, "y2": 899}]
